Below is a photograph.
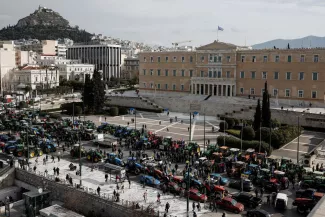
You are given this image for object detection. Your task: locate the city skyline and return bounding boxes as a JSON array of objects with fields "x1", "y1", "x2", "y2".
[{"x1": 1, "y1": 0, "x2": 325, "y2": 46}]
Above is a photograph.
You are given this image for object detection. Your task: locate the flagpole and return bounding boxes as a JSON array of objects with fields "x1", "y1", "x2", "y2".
[{"x1": 217, "y1": 29, "x2": 219, "y2": 41}]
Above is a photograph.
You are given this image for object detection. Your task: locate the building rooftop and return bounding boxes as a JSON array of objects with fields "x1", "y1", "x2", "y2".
[{"x1": 40, "y1": 204, "x2": 85, "y2": 217}]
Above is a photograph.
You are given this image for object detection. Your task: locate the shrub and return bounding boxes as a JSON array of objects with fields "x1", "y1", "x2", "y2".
[
  {"x1": 241, "y1": 126, "x2": 255, "y2": 140},
  {"x1": 109, "y1": 107, "x2": 119, "y2": 116},
  {"x1": 255, "y1": 127, "x2": 271, "y2": 142},
  {"x1": 219, "y1": 122, "x2": 228, "y2": 131},
  {"x1": 119, "y1": 107, "x2": 128, "y2": 115},
  {"x1": 271, "y1": 119, "x2": 281, "y2": 128},
  {"x1": 271, "y1": 126, "x2": 301, "y2": 149},
  {"x1": 226, "y1": 129, "x2": 240, "y2": 138},
  {"x1": 217, "y1": 136, "x2": 272, "y2": 154},
  {"x1": 19, "y1": 101, "x2": 28, "y2": 109},
  {"x1": 233, "y1": 118, "x2": 240, "y2": 126},
  {"x1": 225, "y1": 118, "x2": 235, "y2": 129}
]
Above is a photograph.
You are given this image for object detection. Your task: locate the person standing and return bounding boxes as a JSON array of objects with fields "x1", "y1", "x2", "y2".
[
  {"x1": 105, "y1": 174, "x2": 108, "y2": 182},
  {"x1": 97, "y1": 186, "x2": 101, "y2": 196},
  {"x1": 51, "y1": 155, "x2": 55, "y2": 163},
  {"x1": 192, "y1": 202, "x2": 196, "y2": 211},
  {"x1": 157, "y1": 192, "x2": 161, "y2": 203},
  {"x1": 165, "y1": 202, "x2": 170, "y2": 213},
  {"x1": 56, "y1": 167, "x2": 60, "y2": 176},
  {"x1": 143, "y1": 190, "x2": 147, "y2": 203},
  {"x1": 53, "y1": 167, "x2": 56, "y2": 176}
]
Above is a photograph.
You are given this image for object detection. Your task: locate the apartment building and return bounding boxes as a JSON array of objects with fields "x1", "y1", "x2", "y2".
[
  {"x1": 139, "y1": 40, "x2": 325, "y2": 102},
  {"x1": 67, "y1": 44, "x2": 121, "y2": 81},
  {"x1": 58, "y1": 64, "x2": 94, "y2": 82},
  {"x1": 122, "y1": 57, "x2": 139, "y2": 79}
]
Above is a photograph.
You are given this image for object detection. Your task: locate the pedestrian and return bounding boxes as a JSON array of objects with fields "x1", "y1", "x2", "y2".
[
  {"x1": 255, "y1": 188, "x2": 258, "y2": 198},
  {"x1": 266, "y1": 195, "x2": 270, "y2": 205},
  {"x1": 97, "y1": 186, "x2": 101, "y2": 196},
  {"x1": 192, "y1": 202, "x2": 196, "y2": 211},
  {"x1": 260, "y1": 187, "x2": 264, "y2": 198},
  {"x1": 167, "y1": 128, "x2": 169, "y2": 132},
  {"x1": 196, "y1": 202, "x2": 201, "y2": 211},
  {"x1": 113, "y1": 189, "x2": 116, "y2": 200},
  {"x1": 63, "y1": 147, "x2": 65, "y2": 153},
  {"x1": 105, "y1": 117, "x2": 107, "y2": 122},
  {"x1": 33, "y1": 165, "x2": 37, "y2": 173},
  {"x1": 105, "y1": 174, "x2": 108, "y2": 182},
  {"x1": 143, "y1": 190, "x2": 147, "y2": 203},
  {"x1": 51, "y1": 155, "x2": 55, "y2": 163},
  {"x1": 121, "y1": 184, "x2": 124, "y2": 193},
  {"x1": 222, "y1": 212, "x2": 226, "y2": 217},
  {"x1": 193, "y1": 211, "x2": 197, "y2": 217},
  {"x1": 57, "y1": 155, "x2": 60, "y2": 162},
  {"x1": 53, "y1": 167, "x2": 56, "y2": 176},
  {"x1": 66, "y1": 174, "x2": 70, "y2": 181},
  {"x1": 157, "y1": 192, "x2": 161, "y2": 202},
  {"x1": 128, "y1": 179, "x2": 131, "y2": 189},
  {"x1": 44, "y1": 169, "x2": 48, "y2": 176},
  {"x1": 43, "y1": 158, "x2": 46, "y2": 165},
  {"x1": 165, "y1": 202, "x2": 170, "y2": 213},
  {"x1": 56, "y1": 167, "x2": 60, "y2": 176},
  {"x1": 46, "y1": 155, "x2": 48, "y2": 161},
  {"x1": 159, "y1": 121, "x2": 161, "y2": 125},
  {"x1": 188, "y1": 127, "x2": 190, "y2": 132}
]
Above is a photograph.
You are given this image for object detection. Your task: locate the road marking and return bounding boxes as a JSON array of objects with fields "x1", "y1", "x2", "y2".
[
  {"x1": 300, "y1": 135, "x2": 325, "y2": 140},
  {"x1": 155, "y1": 121, "x2": 180, "y2": 133},
  {"x1": 206, "y1": 121, "x2": 219, "y2": 128},
  {"x1": 280, "y1": 148, "x2": 308, "y2": 153},
  {"x1": 290, "y1": 142, "x2": 318, "y2": 146},
  {"x1": 156, "y1": 131, "x2": 189, "y2": 137},
  {"x1": 140, "y1": 113, "x2": 143, "y2": 118}
]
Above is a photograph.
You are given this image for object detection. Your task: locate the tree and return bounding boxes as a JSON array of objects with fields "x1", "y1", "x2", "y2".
[
  {"x1": 82, "y1": 74, "x2": 94, "y2": 112},
  {"x1": 262, "y1": 81, "x2": 271, "y2": 127},
  {"x1": 253, "y1": 99, "x2": 262, "y2": 131},
  {"x1": 219, "y1": 122, "x2": 228, "y2": 131},
  {"x1": 92, "y1": 70, "x2": 105, "y2": 113}
]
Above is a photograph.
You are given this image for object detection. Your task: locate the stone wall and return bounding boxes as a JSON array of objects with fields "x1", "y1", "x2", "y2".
[
  {"x1": 106, "y1": 96, "x2": 162, "y2": 111},
  {"x1": 0, "y1": 167, "x2": 15, "y2": 190},
  {"x1": 15, "y1": 169, "x2": 158, "y2": 217}
]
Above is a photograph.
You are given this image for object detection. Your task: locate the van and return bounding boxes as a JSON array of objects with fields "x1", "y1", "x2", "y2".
[{"x1": 275, "y1": 193, "x2": 288, "y2": 209}]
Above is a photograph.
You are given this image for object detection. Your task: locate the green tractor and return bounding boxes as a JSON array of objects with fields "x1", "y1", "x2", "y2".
[
  {"x1": 70, "y1": 144, "x2": 86, "y2": 158},
  {"x1": 186, "y1": 141, "x2": 199, "y2": 153},
  {"x1": 26, "y1": 146, "x2": 44, "y2": 158},
  {"x1": 203, "y1": 144, "x2": 219, "y2": 158},
  {"x1": 159, "y1": 136, "x2": 172, "y2": 151},
  {"x1": 86, "y1": 149, "x2": 103, "y2": 163}
]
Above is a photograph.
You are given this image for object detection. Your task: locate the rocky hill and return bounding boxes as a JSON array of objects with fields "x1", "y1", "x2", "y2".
[
  {"x1": 0, "y1": 6, "x2": 91, "y2": 43},
  {"x1": 16, "y1": 6, "x2": 69, "y2": 28}
]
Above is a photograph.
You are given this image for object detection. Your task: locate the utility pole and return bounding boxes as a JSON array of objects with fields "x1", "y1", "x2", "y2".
[
  {"x1": 134, "y1": 109, "x2": 136, "y2": 130},
  {"x1": 240, "y1": 120, "x2": 243, "y2": 152},
  {"x1": 189, "y1": 112, "x2": 192, "y2": 142},
  {"x1": 203, "y1": 110, "x2": 206, "y2": 151},
  {"x1": 186, "y1": 166, "x2": 190, "y2": 217},
  {"x1": 223, "y1": 120, "x2": 226, "y2": 145},
  {"x1": 259, "y1": 121, "x2": 262, "y2": 153},
  {"x1": 79, "y1": 133, "x2": 82, "y2": 186},
  {"x1": 297, "y1": 116, "x2": 300, "y2": 165}
]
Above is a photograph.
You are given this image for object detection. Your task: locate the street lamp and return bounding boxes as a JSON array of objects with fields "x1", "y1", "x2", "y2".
[
  {"x1": 203, "y1": 108, "x2": 206, "y2": 152},
  {"x1": 240, "y1": 119, "x2": 243, "y2": 152},
  {"x1": 78, "y1": 132, "x2": 82, "y2": 186},
  {"x1": 134, "y1": 109, "x2": 136, "y2": 130}
]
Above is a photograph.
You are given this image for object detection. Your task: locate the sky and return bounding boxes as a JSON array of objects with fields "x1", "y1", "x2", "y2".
[{"x1": 0, "y1": 0, "x2": 325, "y2": 47}]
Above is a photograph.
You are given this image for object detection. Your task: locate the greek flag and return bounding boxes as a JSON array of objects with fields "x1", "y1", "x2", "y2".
[{"x1": 218, "y1": 26, "x2": 224, "y2": 31}]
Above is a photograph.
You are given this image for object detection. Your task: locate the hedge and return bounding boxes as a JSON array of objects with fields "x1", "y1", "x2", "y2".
[
  {"x1": 219, "y1": 122, "x2": 228, "y2": 131},
  {"x1": 271, "y1": 126, "x2": 301, "y2": 149},
  {"x1": 225, "y1": 129, "x2": 240, "y2": 138},
  {"x1": 109, "y1": 107, "x2": 119, "y2": 116},
  {"x1": 118, "y1": 107, "x2": 128, "y2": 115},
  {"x1": 241, "y1": 126, "x2": 255, "y2": 140},
  {"x1": 217, "y1": 136, "x2": 272, "y2": 154}
]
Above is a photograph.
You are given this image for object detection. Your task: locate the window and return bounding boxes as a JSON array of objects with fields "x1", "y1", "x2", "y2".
[
  {"x1": 218, "y1": 56, "x2": 222, "y2": 62},
  {"x1": 150, "y1": 69, "x2": 153, "y2": 76},
  {"x1": 263, "y1": 56, "x2": 268, "y2": 62},
  {"x1": 158, "y1": 57, "x2": 161, "y2": 62},
  {"x1": 165, "y1": 84, "x2": 168, "y2": 90},
  {"x1": 240, "y1": 87, "x2": 244, "y2": 94},
  {"x1": 182, "y1": 56, "x2": 185, "y2": 62},
  {"x1": 275, "y1": 55, "x2": 279, "y2": 62},
  {"x1": 181, "y1": 70, "x2": 185, "y2": 77},
  {"x1": 285, "y1": 89, "x2": 291, "y2": 97},
  {"x1": 143, "y1": 69, "x2": 146, "y2": 75},
  {"x1": 210, "y1": 55, "x2": 213, "y2": 62},
  {"x1": 262, "y1": 72, "x2": 267, "y2": 79},
  {"x1": 144, "y1": 57, "x2": 147, "y2": 62},
  {"x1": 300, "y1": 55, "x2": 305, "y2": 62},
  {"x1": 261, "y1": 89, "x2": 265, "y2": 95},
  {"x1": 190, "y1": 56, "x2": 193, "y2": 63},
  {"x1": 214, "y1": 56, "x2": 217, "y2": 63},
  {"x1": 240, "y1": 71, "x2": 245, "y2": 78},
  {"x1": 173, "y1": 70, "x2": 176, "y2": 76},
  {"x1": 273, "y1": 89, "x2": 278, "y2": 96},
  {"x1": 286, "y1": 72, "x2": 291, "y2": 80},
  {"x1": 312, "y1": 72, "x2": 318, "y2": 80},
  {"x1": 165, "y1": 57, "x2": 169, "y2": 62},
  {"x1": 150, "y1": 83, "x2": 153, "y2": 88},
  {"x1": 227, "y1": 56, "x2": 231, "y2": 63},
  {"x1": 172, "y1": 84, "x2": 176, "y2": 91},
  {"x1": 312, "y1": 91, "x2": 317, "y2": 99},
  {"x1": 143, "y1": 83, "x2": 146, "y2": 88},
  {"x1": 226, "y1": 71, "x2": 230, "y2": 78},
  {"x1": 209, "y1": 70, "x2": 212, "y2": 78},
  {"x1": 173, "y1": 57, "x2": 177, "y2": 62},
  {"x1": 299, "y1": 72, "x2": 304, "y2": 80},
  {"x1": 181, "y1": 84, "x2": 184, "y2": 91},
  {"x1": 165, "y1": 70, "x2": 168, "y2": 76},
  {"x1": 201, "y1": 56, "x2": 204, "y2": 62},
  {"x1": 251, "y1": 71, "x2": 256, "y2": 79},
  {"x1": 190, "y1": 70, "x2": 193, "y2": 77},
  {"x1": 250, "y1": 88, "x2": 255, "y2": 95},
  {"x1": 287, "y1": 55, "x2": 292, "y2": 62},
  {"x1": 157, "y1": 69, "x2": 161, "y2": 76},
  {"x1": 252, "y1": 56, "x2": 256, "y2": 62},
  {"x1": 218, "y1": 71, "x2": 222, "y2": 78},
  {"x1": 274, "y1": 72, "x2": 279, "y2": 80},
  {"x1": 213, "y1": 71, "x2": 217, "y2": 78},
  {"x1": 200, "y1": 71, "x2": 204, "y2": 77},
  {"x1": 241, "y1": 56, "x2": 245, "y2": 62},
  {"x1": 150, "y1": 57, "x2": 153, "y2": 62},
  {"x1": 298, "y1": 90, "x2": 304, "y2": 98},
  {"x1": 314, "y1": 55, "x2": 319, "y2": 62},
  {"x1": 157, "y1": 84, "x2": 161, "y2": 89}
]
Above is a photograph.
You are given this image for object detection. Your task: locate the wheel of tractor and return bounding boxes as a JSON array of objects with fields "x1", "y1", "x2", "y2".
[
  {"x1": 17, "y1": 151, "x2": 23, "y2": 157},
  {"x1": 38, "y1": 150, "x2": 43, "y2": 156},
  {"x1": 87, "y1": 155, "x2": 91, "y2": 160},
  {"x1": 297, "y1": 206, "x2": 306, "y2": 214},
  {"x1": 94, "y1": 157, "x2": 98, "y2": 163},
  {"x1": 30, "y1": 151, "x2": 35, "y2": 158},
  {"x1": 135, "y1": 168, "x2": 140, "y2": 175}
]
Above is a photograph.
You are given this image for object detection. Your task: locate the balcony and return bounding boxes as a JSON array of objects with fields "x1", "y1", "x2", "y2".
[{"x1": 191, "y1": 77, "x2": 235, "y2": 84}]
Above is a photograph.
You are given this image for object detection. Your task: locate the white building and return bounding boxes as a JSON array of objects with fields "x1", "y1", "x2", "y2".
[
  {"x1": 36, "y1": 55, "x2": 81, "y2": 66},
  {"x1": 67, "y1": 44, "x2": 121, "y2": 81},
  {"x1": 58, "y1": 63, "x2": 94, "y2": 82},
  {"x1": 3, "y1": 65, "x2": 60, "y2": 91},
  {"x1": 57, "y1": 43, "x2": 67, "y2": 57},
  {"x1": 16, "y1": 50, "x2": 37, "y2": 66}
]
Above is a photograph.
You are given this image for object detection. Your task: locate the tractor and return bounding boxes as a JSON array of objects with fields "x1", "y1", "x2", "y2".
[
  {"x1": 86, "y1": 149, "x2": 103, "y2": 163},
  {"x1": 70, "y1": 144, "x2": 86, "y2": 158}
]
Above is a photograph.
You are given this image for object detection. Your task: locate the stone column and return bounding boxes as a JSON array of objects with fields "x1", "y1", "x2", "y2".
[
  {"x1": 203, "y1": 84, "x2": 206, "y2": 95},
  {"x1": 207, "y1": 84, "x2": 210, "y2": 95},
  {"x1": 233, "y1": 85, "x2": 236, "y2": 96},
  {"x1": 221, "y1": 85, "x2": 223, "y2": 96},
  {"x1": 216, "y1": 85, "x2": 219, "y2": 96},
  {"x1": 230, "y1": 85, "x2": 233, "y2": 97}
]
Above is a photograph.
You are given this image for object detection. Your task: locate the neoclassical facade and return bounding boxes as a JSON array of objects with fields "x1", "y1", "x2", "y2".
[{"x1": 139, "y1": 41, "x2": 325, "y2": 102}]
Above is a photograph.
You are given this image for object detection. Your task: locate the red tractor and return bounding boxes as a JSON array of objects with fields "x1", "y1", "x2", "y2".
[{"x1": 270, "y1": 170, "x2": 289, "y2": 189}]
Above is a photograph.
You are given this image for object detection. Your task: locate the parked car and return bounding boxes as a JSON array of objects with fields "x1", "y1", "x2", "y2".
[
  {"x1": 139, "y1": 175, "x2": 160, "y2": 187},
  {"x1": 215, "y1": 197, "x2": 244, "y2": 214},
  {"x1": 229, "y1": 179, "x2": 254, "y2": 192},
  {"x1": 247, "y1": 209, "x2": 272, "y2": 217},
  {"x1": 231, "y1": 192, "x2": 262, "y2": 208},
  {"x1": 187, "y1": 188, "x2": 207, "y2": 202}
]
